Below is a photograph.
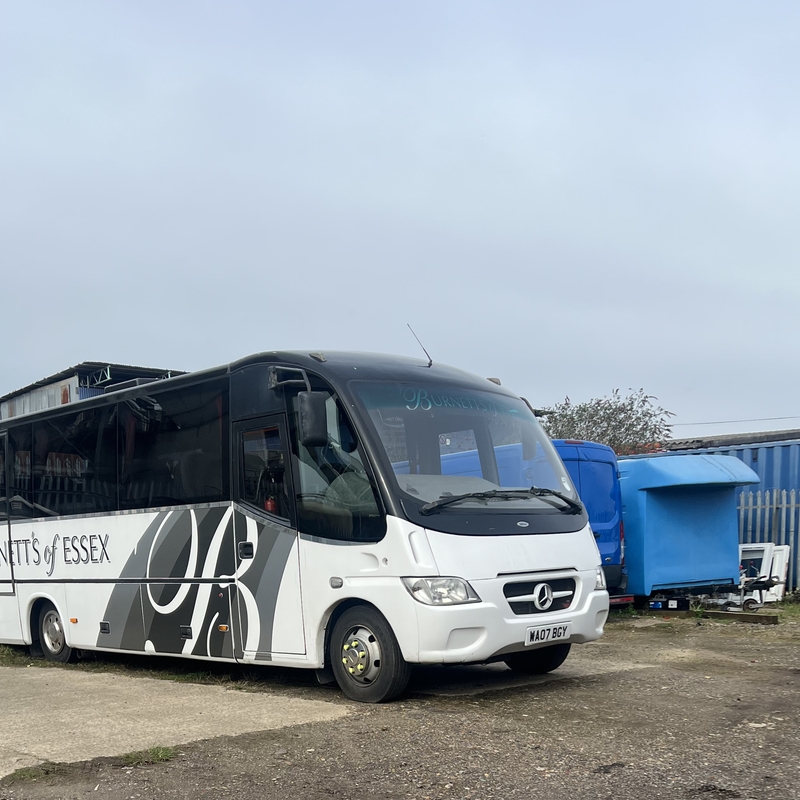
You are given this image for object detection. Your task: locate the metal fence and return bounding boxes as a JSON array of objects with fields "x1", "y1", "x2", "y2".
[{"x1": 738, "y1": 489, "x2": 800, "y2": 592}]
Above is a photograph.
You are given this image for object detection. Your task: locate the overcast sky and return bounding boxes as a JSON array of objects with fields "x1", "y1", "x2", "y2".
[{"x1": 2, "y1": 1, "x2": 798, "y2": 439}]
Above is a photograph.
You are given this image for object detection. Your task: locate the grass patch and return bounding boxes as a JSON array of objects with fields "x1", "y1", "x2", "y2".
[
  {"x1": 1, "y1": 762, "x2": 64, "y2": 784},
  {"x1": 1, "y1": 748, "x2": 180, "y2": 786},
  {"x1": 775, "y1": 600, "x2": 800, "y2": 621},
  {"x1": 0, "y1": 643, "x2": 312, "y2": 695},
  {"x1": 120, "y1": 746, "x2": 178, "y2": 767},
  {"x1": 0, "y1": 644, "x2": 35, "y2": 667},
  {"x1": 609, "y1": 605, "x2": 640, "y2": 619}
]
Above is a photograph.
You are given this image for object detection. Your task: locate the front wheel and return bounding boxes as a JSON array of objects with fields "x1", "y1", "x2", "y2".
[
  {"x1": 37, "y1": 603, "x2": 75, "y2": 663},
  {"x1": 504, "y1": 643, "x2": 571, "y2": 675},
  {"x1": 330, "y1": 606, "x2": 411, "y2": 703}
]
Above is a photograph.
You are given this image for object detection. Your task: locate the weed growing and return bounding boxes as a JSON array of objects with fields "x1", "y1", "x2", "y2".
[
  {"x1": 608, "y1": 605, "x2": 639, "y2": 619},
  {"x1": 776, "y1": 599, "x2": 800, "y2": 620},
  {"x1": 121, "y1": 746, "x2": 178, "y2": 767},
  {"x1": 0, "y1": 644, "x2": 31, "y2": 667},
  {"x1": 0, "y1": 762, "x2": 63, "y2": 785}
]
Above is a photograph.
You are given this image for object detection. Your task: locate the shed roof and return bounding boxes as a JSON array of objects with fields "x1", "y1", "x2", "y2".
[
  {"x1": 666, "y1": 428, "x2": 800, "y2": 451},
  {"x1": 0, "y1": 361, "x2": 185, "y2": 403}
]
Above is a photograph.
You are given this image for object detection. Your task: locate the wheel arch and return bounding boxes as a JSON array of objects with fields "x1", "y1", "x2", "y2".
[
  {"x1": 26, "y1": 594, "x2": 64, "y2": 652},
  {"x1": 318, "y1": 598, "x2": 387, "y2": 669},
  {"x1": 326, "y1": 601, "x2": 412, "y2": 702}
]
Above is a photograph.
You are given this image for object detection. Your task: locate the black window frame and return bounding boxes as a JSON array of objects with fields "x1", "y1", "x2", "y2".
[
  {"x1": 0, "y1": 432, "x2": 7, "y2": 523},
  {"x1": 6, "y1": 424, "x2": 33, "y2": 520},
  {"x1": 31, "y1": 404, "x2": 118, "y2": 518},
  {"x1": 117, "y1": 379, "x2": 231, "y2": 512},
  {"x1": 233, "y1": 414, "x2": 295, "y2": 528},
  {"x1": 286, "y1": 388, "x2": 387, "y2": 543},
  {"x1": 0, "y1": 375, "x2": 233, "y2": 521}
]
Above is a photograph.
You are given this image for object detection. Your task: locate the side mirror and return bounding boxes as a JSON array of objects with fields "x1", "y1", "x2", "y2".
[{"x1": 298, "y1": 391, "x2": 329, "y2": 447}]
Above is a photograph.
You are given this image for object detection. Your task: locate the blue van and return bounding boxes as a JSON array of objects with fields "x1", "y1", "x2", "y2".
[{"x1": 552, "y1": 440, "x2": 628, "y2": 600}]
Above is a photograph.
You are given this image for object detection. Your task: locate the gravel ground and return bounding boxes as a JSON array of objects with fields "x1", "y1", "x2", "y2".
[{"x1": 1, "y1": 614, "x2": 799, "y2": 800}]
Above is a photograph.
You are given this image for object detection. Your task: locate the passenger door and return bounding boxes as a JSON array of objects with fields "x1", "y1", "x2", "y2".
[{"x1": 231, "y1": 416, "x2": 305, "y2": 659}]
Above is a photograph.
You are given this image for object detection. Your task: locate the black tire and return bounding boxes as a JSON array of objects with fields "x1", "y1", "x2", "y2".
[
  {"x1": 330, "y1": 606, "x2": 411, "y2": 703},
  {"x1": 37, "y1": 603, "x2": 75, "y2": 663},
  {"x1": 504, "y1": 643, "x2": 571, "y2": 675}
]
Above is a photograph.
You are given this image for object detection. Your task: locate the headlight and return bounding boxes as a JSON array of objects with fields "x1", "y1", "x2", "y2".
[
  {"x1": 402, "y1": 577, "x2": 481, "y2": 605},
  {"x1": 595, "y1": 566, "x2": 607, "y2": 591}
]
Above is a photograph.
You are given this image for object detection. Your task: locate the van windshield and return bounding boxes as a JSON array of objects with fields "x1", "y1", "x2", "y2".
[{"x1": 352, "y1": 381, "x2": 578, "y2": 515}]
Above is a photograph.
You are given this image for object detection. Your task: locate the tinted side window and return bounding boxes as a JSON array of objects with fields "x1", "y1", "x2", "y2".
[
  {"x1": 290, "y1": 394, "x2": 385, "y2": 542},
  {"x1": 578, "y1": 461, "x2": 617, "y2": 525},
  {"x1": 241, "y1": 426, "x2": 291, "y2": 520},
  {"x1": 33, "y1": 407, "x2": 117, "y2": 517},
  {"x1": 0, "y1": 436, "x2": 7, "y2": 521},
  {"x1": 8, "y1": 426, "x2": 33, "y2": 519},
  {"x1": 119, "y1": 382, "x2": 229, "y2": 510},
  {"x1": 231, "y1": 365, "x2": 287, "y2": 420}
]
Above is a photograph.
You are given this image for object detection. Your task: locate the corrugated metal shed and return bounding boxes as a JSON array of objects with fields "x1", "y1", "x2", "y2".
[
  {"x1": 667, "y1": 434, "x2": 800, "y2": 498},
  {"x1": 667, "y1": 428, "x2": 800, "y2": 452},
  {"x1": 664, "y1": 432, "x2": 800, "y2": 591}
]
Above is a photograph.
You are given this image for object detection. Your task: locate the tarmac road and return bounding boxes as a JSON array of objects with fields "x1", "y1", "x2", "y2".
[{"x1": 1, "y1": 614, "x2": 799, "y2": 800}]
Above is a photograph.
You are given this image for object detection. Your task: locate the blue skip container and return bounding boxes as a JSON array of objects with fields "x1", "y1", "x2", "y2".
[{"x1": 618, "y1": 454, "x2": 758, "y2": 596}]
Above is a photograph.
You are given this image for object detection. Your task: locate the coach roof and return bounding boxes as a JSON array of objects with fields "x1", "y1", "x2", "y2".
[{"x1": 229, "y1": 351, "x2": 517, "y2": 396}]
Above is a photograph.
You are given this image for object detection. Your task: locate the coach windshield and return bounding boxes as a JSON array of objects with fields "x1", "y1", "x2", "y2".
[{"x1": 352, "y1": 381, "x2": 587, "y2": 535}]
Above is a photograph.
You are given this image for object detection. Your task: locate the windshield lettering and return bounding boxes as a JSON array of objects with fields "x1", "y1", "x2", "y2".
[{"x1": 403, "y1": 387, "x2": 498, "y2": 415}]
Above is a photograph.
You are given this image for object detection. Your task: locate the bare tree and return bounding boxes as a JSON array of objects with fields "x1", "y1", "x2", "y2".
[{"x1": 539, "y1": 389, "x2": 673, "y2": 455}]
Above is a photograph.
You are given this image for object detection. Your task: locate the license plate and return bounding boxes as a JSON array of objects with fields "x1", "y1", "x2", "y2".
[{"x1": 526, "y1": 622, "x2": 571, "y2": 646}]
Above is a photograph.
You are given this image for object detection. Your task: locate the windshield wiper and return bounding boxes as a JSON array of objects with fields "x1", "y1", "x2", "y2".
[
  {"x1": 419, "y1": 487, "x2": 583, "y2": 515},
  {"x1": 526, "y1": 487, "x2": 584, "y2": 513}
]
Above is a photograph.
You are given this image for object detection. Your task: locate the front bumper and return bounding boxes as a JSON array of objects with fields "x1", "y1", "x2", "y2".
[{"x1": 410, "y1": 569, "x2": 609, "y2": 664}]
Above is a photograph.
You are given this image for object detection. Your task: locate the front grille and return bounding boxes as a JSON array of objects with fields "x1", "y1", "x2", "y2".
[{"x1": 503, "y1": 577, "x2": 576, "y2": 615}]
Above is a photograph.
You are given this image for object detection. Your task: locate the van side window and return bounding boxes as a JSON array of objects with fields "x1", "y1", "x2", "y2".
[
  {"x1": 579, "y1": 460, "x2": 617, "y2": 524},
  {"x1": 290, "y1": 393, "x2": 385, "y2": 542}
]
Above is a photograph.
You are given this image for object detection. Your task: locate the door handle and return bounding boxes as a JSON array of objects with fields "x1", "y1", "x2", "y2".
[{"x1": 238, "y1": 541, "x2": 254, "y2": 559}]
